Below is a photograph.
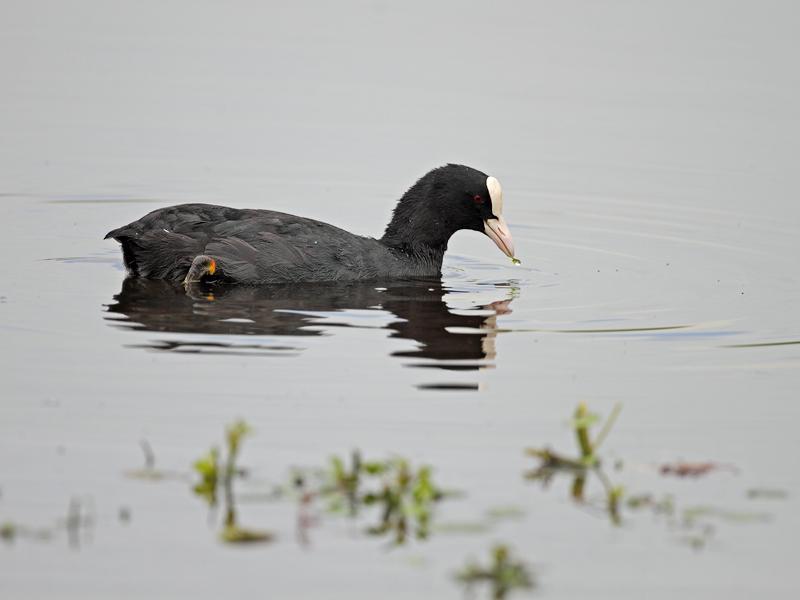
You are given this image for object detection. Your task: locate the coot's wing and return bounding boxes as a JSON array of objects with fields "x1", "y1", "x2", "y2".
[
  {"x1": 105, "y1": 204, "x2": 225, "y2": 279},
  {"x1": 105, "y1": 204, "x2": 234, "y2": 239},
  {"x1": 206, "y1": 226, "x2": 375, "y2": 283},
  {"x1": 106, "y1": 204, "x2": 386, "y2": 283}
]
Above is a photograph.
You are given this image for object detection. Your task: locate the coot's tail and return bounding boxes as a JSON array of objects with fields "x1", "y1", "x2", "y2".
[
  {"x1": 104, "y1": 226, "x2": 143, "y2": 275},
  {"x1": 103, "y1": 226, "x2": 126, "y2": 241}
]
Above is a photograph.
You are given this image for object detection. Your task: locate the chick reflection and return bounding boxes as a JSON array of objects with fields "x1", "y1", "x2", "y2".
[{"x1": 104, "y1": 278, "x2": 513, "y2": 369}]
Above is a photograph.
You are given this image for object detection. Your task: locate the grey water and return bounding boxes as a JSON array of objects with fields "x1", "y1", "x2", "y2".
[{"x1": 1, "y1": 1, "x2": 799, "y2": 598}]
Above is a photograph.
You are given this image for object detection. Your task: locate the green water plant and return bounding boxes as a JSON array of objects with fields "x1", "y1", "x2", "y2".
[
  {"x1": 191, "y1": 420, "x2": 273, "y2": 544},
  {"x1": 527, "y1": 401, "x2": 621, "y2": 471},
  {"x1": 125, "y1": 440, "x2": 182, "y2": 481},
  {"x1": 0, "y1": 522, "x2": 15, "y2": 541},
  {"x1": 0, "y1": 521, "x2": 54, "y2": 544},
  {"x1": 524, "y1": 403, "x2": 783, "y2": 550},
  {"x1": 193, "y1": 447, "x2": 220, "y2": 507},
  {"x1": 362, "y1": 459, "x2": 444, "y2": 544},
  {"x1": 327, "y1": 450, "x2": 365, "y2": 516},
  {"x1": 525, "y1": 402, "x2": 622, "y2": 505},
  {"x1": 298, "y1": 452, "x2": 448, "y2": 544},
  {"x1": 746, "y1": 488, "x2": 789, "y2": 500},
  {"x1": 525, "y1": 403, "x2": 661, "y2": 529},
  {"x1": 456, "y1": 544, "x2": 535, "y2": 599},
  {"x1": 0, "y1": 497, "x2": 92, "y2": 547}
]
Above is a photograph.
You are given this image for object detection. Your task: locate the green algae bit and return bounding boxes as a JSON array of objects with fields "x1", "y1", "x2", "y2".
[{"x1": 511, "y1": 257, "x2": 522, "y2": 265}]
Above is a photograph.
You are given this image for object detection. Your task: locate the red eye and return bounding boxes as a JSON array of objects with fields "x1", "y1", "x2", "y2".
[{"x1": 473, "y1": 194, "x2": 484, "y2": 205}]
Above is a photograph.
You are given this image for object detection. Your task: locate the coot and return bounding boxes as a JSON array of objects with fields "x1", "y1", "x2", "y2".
[{"x1": 105, "y1": 164, "x2": 515, "y2": 285}]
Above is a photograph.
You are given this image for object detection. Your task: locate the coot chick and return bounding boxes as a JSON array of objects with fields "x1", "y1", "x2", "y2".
[{"x1": 105, "y1": 164, "x2": 515, "y2": 285}]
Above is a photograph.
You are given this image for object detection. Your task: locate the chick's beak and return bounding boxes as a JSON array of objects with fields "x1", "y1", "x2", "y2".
[{"x1": 483, "y1": 215, "x2": 515, "y2": 258}]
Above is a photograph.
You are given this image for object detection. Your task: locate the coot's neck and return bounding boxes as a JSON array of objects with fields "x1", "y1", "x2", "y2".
[{"x1": 379, "y1": 179, "x2": 454, "y2": 268}]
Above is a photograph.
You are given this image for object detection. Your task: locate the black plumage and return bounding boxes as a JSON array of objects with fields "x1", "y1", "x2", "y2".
[{"x1": 105, "y1": 164, "x2": 514, "y2": 284}]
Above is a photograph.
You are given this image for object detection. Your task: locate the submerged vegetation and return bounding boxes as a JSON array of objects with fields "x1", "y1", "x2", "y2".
[
  {"x1": 191, "y1": 420, "x2": 273, "y2": 544},
  {"x1": 4, "y1": 402, "x2": 785, "y2": 598},
  {"x1": 361, "y1": 459, "x2": 442, "y2": 543},
  {"x1": 0, "y1": 497, "x2": 94, "y2": 547},
  {"x1": 125, "y1": 440, "x2": 184, "y2": 482},
  {"x1": 526, "y1": 402, "x2": 622, "y2": 476},
  {"x1": 524, "y1": 402, "x2": 776, "y2": 549},
  {"x1": 456, "y1": 544, "x2": 535, "y2": 600},
  {"x1": 293, "y1": 451, "x2": 449, "y2": 545},
  {"x1": 189, "y1": 425, "x2": 449, "y2": 546},
  {"x1": 525, "y1": 402, "x2": 624, "y2": 523}
]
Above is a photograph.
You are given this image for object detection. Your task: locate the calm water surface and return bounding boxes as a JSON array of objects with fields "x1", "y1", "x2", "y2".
[{"x1": 1, "y1": 2, "x2": 799, "y2": 598}]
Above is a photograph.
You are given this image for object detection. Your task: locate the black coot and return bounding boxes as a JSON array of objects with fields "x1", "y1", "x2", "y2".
[{"x1": 105, "y1": 164, "x2": 515, "y2": 285}]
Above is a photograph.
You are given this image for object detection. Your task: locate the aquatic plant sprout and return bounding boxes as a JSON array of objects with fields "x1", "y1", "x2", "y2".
[
  {"x1": 524, "y1": 403, "x2": 780, "y2": 549},
  {"x1": 287, "y1": 451, "x2": 451, "y2": 545},
  {"x1": 191, "y1": 420, "x2": 273, "y2": 544},
  {"x1": 456, "y1": 544, "x2": 535, "y2": 600}
]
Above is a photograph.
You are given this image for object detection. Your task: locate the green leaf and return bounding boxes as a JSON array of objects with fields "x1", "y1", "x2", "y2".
[
  {"x1": 570, "y1": 413, "x2": 600, "y2": 429},
  {"x1": 362, "y1": 461, "x2": 388, "y2": 475},
  {"x1": 220, "y1": 525, "x2": 274, "y2": 544}
]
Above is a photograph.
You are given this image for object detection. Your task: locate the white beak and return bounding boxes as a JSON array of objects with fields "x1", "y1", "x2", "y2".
[{"x1": 484, "y1": 215, "x2": 515, "y2": 258}]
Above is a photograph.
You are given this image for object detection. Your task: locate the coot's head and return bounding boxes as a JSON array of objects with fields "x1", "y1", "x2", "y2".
[{"x1": 382, "y1": 164, "x2": 515, "y2": 259}]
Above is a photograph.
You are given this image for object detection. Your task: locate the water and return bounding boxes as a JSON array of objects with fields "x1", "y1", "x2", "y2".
[{"x1": 1, "y1": 1, "x2": 799, "y2": 598}]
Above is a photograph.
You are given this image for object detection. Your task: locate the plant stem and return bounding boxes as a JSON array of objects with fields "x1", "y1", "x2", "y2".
[
  {"x1": 592, "y1": 402, "x2": 623, "y2": 451},
  {"x1": 574, "y1": 403, "x2": 594, "y2": 460}
]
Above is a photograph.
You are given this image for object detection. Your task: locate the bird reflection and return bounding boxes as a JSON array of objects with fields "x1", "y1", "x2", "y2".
[{"x1": 104, "y1": 278, "x2": 513, "y2": 370}]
